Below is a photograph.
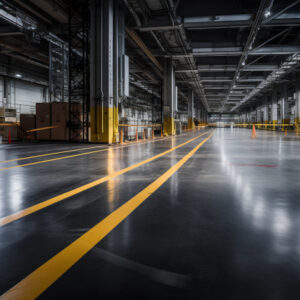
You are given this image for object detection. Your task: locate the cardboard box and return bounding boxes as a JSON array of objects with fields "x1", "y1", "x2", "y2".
[
  {"x1": 20, "y1": 114, "x2": 36, "y2": 140},
  {"x1": 36, "y1": 103, "x2": 51, "y2": 140},
  {"x1": 35, "y1": 102, "x2": 85, "y2": 141},
  {"x1": 51, "y1": 102, "x2": 68, "y2": 141}
]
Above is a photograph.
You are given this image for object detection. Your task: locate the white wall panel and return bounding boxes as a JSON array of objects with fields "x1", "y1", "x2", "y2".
[{"x1": 15, "y1": 81, "x2": 44, "y2": 114}]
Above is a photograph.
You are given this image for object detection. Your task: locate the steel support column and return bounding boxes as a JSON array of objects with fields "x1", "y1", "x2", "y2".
[
  {"x1": 163, "y1": 57, "x2": 175, "y2": 135},
  {"x1": 90, "y1": 0, "x2": 118, "y2": 143},
  {"x1": 188, "y1": 89, "x2": 195, "y2": 129},
  {"x1": 296, "y1": 75, "x2": 300, "y2": 126},
  {"x1": 271, "y1": 89, "x2": 278, "y2": 129},
  {"x1": 280, "y1": 84, "x2": 289, "y2": 125},
  {"x1": 263, "y1": 100, "x2": 269, "y2": 126},
  {"x1": 256, "y1": 107, "x2": 262, "y2": 127}
]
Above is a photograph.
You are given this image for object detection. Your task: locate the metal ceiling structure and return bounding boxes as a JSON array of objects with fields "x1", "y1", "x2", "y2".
[
  {"x1": 0, "y1": 0, "x2": 298, "y2": 114},
  {"x1": 127, "y1": 0, "x2": 300, "y2": 112}
]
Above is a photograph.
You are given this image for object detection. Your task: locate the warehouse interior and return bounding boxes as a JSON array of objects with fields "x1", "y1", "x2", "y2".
[{"x1": 0, "y1": 0, "x2": 300, "y2": 299}]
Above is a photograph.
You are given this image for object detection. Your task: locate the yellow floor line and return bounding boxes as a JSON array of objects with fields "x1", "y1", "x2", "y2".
[
  {"x1": 0, "y1": 131, "x2": 210, "y2": 227},
  {"x1": 0, "y1": 128, "x2": 202, "y2": 165},
  {"x1": 0, "y1": 145, "x2": 108, "y2": 164},
  {"x1": 0, "y1": 132, "x2": 213, "y2": 300},
  {"x1": 0, "y1": 131, "x2": 200, "y2": 172},
  {"x1": 0, "y1": 135, "x2": 169, "y2": 165}
]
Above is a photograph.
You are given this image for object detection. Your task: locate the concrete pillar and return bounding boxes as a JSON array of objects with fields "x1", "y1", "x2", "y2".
[
  {"x1": 263, "y1": 102, "x2": 269, "y2": 123},
  {"x1": 188, "y1": 89, "x2": 195, "y2": 129},
  {"x1": 112, "y1": 0, "x2": 121, "y2": 142},
  {"x1": 251, "y1": 110, "x2": 256, "y2": 123},
  {"x1": 296, "y1": 75, "x2": 300, "y2": 125},
  {"x1": 256, "y1": 107, "x2": 262, "y2": 124},
  {"x1": 163, "y1": 58, "x2": 175, "y2": 135},
  {"x1": 262, "y1": 100, "x2": 269, "y2": 129},
  {"x1": 200, "y1": 109, "x2": 203, "y2": 123},
  {"x1": 246, "y1": 111, "x2": 250, "y2": 123},
  {"x1": 280, "y1": 84, "x2": 289, "y2": 125},
  {"x1": 90, "y1": 0, "x2": 120, "y2": 143},
  {"x1": 271, "y1": 89, "x2": 278, "y2": 129}
]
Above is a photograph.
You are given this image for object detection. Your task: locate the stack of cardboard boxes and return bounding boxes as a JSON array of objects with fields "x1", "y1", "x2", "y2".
[
  {"x1": 35, "y1": 102, "x2": 83, "y2": 141},
  {"x1": 51, "y1": 102, "x2": 69, "y2": 141},
  {"x1": 36, "y1": 103, "x2": 51, "y2": 140},
  {"x1": 0, "y1": 103, "x2": 84, "y2": 142},
  {"x1": 20, "y1": 114, "x2": 36, "y2": 140}
]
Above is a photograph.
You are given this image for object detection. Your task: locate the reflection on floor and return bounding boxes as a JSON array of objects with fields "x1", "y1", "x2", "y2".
[{"x1": 0, "y1": 128, "x2": 300, "y2": 299}]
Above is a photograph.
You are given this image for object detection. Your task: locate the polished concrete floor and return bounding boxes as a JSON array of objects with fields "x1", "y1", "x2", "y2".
[{"x1": 0, "y1": 128, "x2": 300, "y2": 299}]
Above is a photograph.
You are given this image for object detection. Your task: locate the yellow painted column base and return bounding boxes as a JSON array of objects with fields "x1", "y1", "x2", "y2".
[
  {"x1": 188, "y1": 117, "x2": 195, "y2": 130},
  {"x1": 90, "y1": 106, "x2": 114, "y2": 144},
  {"x1": 113, "y1": 106, "x2": 119, "y2": 143},
  {"x1": 164, "y1": 116, "x2": 175, "y2": 136},
  {"x1": 282, "y1": 119, "x2": 290, "y2": 131},
  {"x1": 264, "y1": 121, "x2": 269, "y2": 130},
  {"x1": 295, "y1": 118, "x2": 300, "y2": 134},
  {"x1": 271, "y1": 120, "x2": 277, "y2": 131}
]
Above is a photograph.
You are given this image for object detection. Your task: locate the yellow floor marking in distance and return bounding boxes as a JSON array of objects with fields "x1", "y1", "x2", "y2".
[
  {"x1": 0, "y1": 127, "x2": 200, "y2": 166},
  {"x1": 0, "y1": 135, "x2": 168, "y2": 164},
  {"x1": 0, "y1": 131, "x2": 210, "y2": 227},
  {"x1": 0, "y1": 145, "x2": 108, "y2": 164},
  {"x1": 0, "y1": 132, "x2": 213, "y2": 300},
  {"x1": 0, "y1": 131, "x2": 193, "y2": 171},
  {"x1": 0, "y1": 133, "x2": 176, "y2": 164},
  {"x1": 0, "y1": 126, "x2": 201, "y2": 165}
]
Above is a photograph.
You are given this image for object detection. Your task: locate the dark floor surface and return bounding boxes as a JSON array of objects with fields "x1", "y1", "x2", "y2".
[{"x1": 0, "y1": 128, "x2": 300, "y2": 299}]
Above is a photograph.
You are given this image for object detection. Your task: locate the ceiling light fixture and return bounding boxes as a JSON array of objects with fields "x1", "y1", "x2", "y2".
[{"x1": 264, "y1": 9, "x2": 271, "y2": 18}]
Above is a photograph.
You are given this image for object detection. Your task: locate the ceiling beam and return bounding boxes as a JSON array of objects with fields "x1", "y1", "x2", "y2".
[
  {"x1": 192, "y1": 46, "x2": 300, "y2": 56},
  {"x1": 183, "y1": 12, "x2": 300, "y2": 30},
  {"x1": 137, "y1": 13, "x2": 300, "y2": 31},
  {"x1": 175, "y1": 64, "x2": 278, "y2": 72}
]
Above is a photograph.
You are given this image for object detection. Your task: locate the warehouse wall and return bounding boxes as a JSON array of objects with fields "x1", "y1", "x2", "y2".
[{"x1": 0, "y1": 77, "x2": 47, "y2": 118}]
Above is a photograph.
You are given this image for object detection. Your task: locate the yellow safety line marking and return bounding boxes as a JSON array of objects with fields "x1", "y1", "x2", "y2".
[
  {"x1": 27, "y1": 126, "x2": 60, "y2": 133},
  {"x1": 119, "y1": 123, "x2": 161, "y2": 127},
  {"x1": 0, "y1": 131, "x2": 177, "y2": 164},
  {"x1": 0, "y1": 132, "x2": 213, "y2": 300},
  {"x1": 0, "y1": 131, "x2": 210, "y2": 227},
  {"x1": 0, "y1": 131, "x2": 193, "y2": 171},
  {"x1": 0, "y1": 145, "x2": 108, "y2": 164},
  {"x1": 0, "y1": 133, "x2": 174, "y2": 164},
  {"x1": 0, "y1": 126, "x2": 199, "y2": 165},
  {"x1": 0, "y1": 127, "x2": 199, "y2": 167}
]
